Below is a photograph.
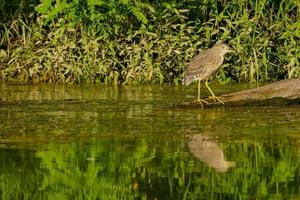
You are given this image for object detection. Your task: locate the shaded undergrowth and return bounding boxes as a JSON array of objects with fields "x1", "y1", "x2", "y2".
[{"x1": 0, "y1": 0, "x2": 299, "y2": 84}]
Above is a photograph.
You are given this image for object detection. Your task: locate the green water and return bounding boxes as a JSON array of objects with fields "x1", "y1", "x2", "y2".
[{"x1": 1, "y1": 82, "x2": 300, "y2": 200}]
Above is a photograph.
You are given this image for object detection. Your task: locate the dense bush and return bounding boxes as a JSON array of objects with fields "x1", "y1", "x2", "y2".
[{"x1": 0, "y1": 0, "x2": 299, "y2": 84}]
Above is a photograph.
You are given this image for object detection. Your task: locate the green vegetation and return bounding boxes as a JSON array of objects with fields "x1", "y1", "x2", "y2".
[
  {"x1": 0, "y1": 137, "x2": 300, "y2": 200},
  {"x1": 0, "y1": 0, "x2": 299, "y2": 84}
]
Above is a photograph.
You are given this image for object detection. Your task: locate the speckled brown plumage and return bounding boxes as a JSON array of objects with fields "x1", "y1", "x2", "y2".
[
  {"x1": 184, "y1": 43, "x2": 233, "y2": 85},
  {"x1": 183, "y1": 43, "x2": 234, "y2": 105}
]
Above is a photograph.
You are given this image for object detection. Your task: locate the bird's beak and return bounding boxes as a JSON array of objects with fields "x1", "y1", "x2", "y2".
[{"x1": 226, "y1": 49, "x2": 235, "y2": 53}]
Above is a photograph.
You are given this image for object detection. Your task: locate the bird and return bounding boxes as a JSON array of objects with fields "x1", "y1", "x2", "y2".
[{"x1": 183, "y1": 43, "x2": 234, "y2": 106}]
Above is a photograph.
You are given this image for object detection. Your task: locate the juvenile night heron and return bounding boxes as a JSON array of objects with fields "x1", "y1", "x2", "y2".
[{"x1": 183, "y1": 43, "x2": 234, "y2": 105}]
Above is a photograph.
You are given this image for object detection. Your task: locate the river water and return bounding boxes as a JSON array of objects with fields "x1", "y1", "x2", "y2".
[{"x1": 0, "y1": 82, "x2": 300, "y2": 199}]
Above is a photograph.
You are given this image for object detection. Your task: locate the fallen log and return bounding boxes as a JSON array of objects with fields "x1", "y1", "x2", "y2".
[{"x1": 184, "y1": 78, "x2": 300, "y2": 107}]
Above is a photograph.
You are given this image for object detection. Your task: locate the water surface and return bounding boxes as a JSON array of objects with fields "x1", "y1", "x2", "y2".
[{"x1": 0, "y1": 82, "x2": 300, "y2": 200}]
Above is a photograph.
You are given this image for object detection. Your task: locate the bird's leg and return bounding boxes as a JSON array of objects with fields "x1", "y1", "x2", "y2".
[
  {"x1": 198, "y1": 81, "x2": 209, "y2": 104},
  {"x1": 198, "y1": 80, "x2": 201, "y2": 101},
  {"x1": 205, "y1": 80, "x2": 224, "y2": 104},
  {"x1": 197, "y1": 81, "x2": 204, "y2": 108},
  {"x1": 192, "y1": 80, "x2": 208, "y2": 108}
]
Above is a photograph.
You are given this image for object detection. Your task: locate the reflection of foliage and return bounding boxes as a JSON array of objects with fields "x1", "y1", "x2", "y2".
[
  {"x1": 0, "y1": 148, "x2": 43, "y2": 199},
  {"x1": 220, "y1": 141, "x2": 299, "y2": 200},
  {"x1": 38, "y1": 138, "x2": 299, "y2": 199},
  {"x1": 35, "y1": 139, "x2": 156, "y2": 199},
  {"x1": 2, "y1": 86, "x2": 300, "y2": 199},
  {"x1": 5, "y1": 137, "x2": 299, "y2": 199},
  {"x1": 37, "y1": 142, "x2": 135, "y2": 199},
  {"x1": 0, "y1": 136, "x2": 299, "y2": 199}
]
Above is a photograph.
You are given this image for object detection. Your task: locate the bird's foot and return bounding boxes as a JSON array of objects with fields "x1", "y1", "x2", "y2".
[
  {"x1": 192, "y1": 99, "x2": 209, "y2": 108},
  {"x1": 207, "y1": 96, "x2": 225, "y2": 104}
]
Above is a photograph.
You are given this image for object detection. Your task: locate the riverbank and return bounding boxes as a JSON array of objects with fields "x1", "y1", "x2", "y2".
[{"x1": 0, "y1": 0, "x2": 299, "y2": 84}]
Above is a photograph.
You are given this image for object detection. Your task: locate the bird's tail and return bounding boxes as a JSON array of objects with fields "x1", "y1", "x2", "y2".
[{"x1": 183, "y1": 76, "x2": 194, "y2": 86}]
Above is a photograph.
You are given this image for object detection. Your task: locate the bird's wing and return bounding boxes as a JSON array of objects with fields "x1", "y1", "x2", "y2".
[{"x1": 186, "y1": 53, "x2": 217, "y2": 80}]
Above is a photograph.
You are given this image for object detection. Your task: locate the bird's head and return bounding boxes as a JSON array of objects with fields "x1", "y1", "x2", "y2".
[{"x1": 213, "y1": 43, "x2": 235, "y2": 55}]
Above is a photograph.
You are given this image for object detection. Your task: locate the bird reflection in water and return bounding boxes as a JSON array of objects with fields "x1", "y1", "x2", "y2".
[{"x1": 187, "y1": 134, "x2": 235, "y2": 172}]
